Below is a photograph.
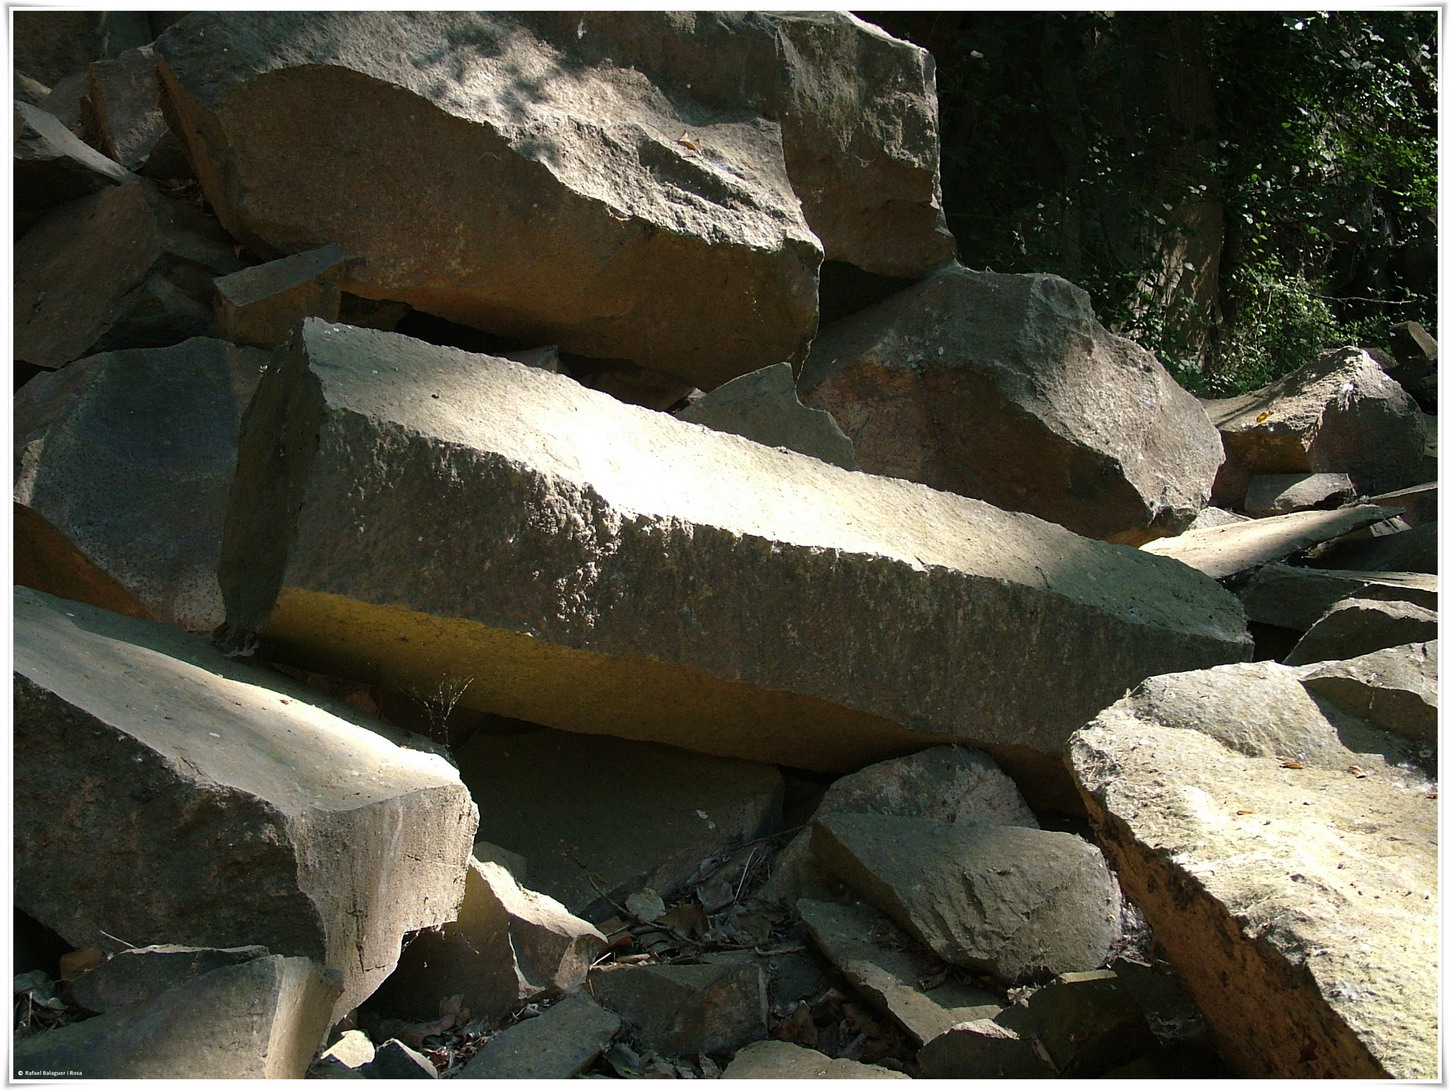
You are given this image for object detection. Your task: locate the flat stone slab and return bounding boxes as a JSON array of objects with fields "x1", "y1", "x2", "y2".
[
  {"x1": 1141, "y1": 504, "x2": 1401, "y2": 580},
  {"x1": 212, "y1": 243, "x2": 348, "y2": 350},
  {"x1": 677, "y1": 362, "x2": 856, "y2": 469},
  {"x1": 1284, "y1": 598, "x2": 1438, "y2": 666},
  {"x1": 1070, "y1": 661, "x2": 1438, "y2": 1078},
  {"x1": 14, "y1": 588, "x2": 477, "y2": 1024},
  {"x1": 1234, "y1": 563, "x2": 1437, "y2": 630},
  {"x1": 69, "y1": 944, "x2": 271, "y2": 1014},
  {"x1": 15, "y1": 100, "x2": 132, "y2": 236},
  {"x1": 586, "y1": 961, "x2": 767, "y2": 1056},
  {"x1": 723, "y1": 1040, "x2": 909, "y2": 1079},
  {"x1": 454, "y1": 728, "x2": 782, "y2": 922},
  {"x1": 458, "y1": 994, "x2": 620, "y2": 1079},
  {"x1": 1299, "y1": 641, "x2": 1438, "y2": 745},
  {"x1": 1244, "y1": 472, "x2": 1355, "y2": 517},
  {"x1": 220, "y1": 319, "x2": 1250, "y2": 805}
]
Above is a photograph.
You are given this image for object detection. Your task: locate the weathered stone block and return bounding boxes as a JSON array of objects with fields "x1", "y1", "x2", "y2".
[
  {"x1": 586, "y1": 961, "x2": 767, "y2": 1056},
  {"x1": 1234, "y1": 563, "x2": 1437, "y2": 631},
  {"x1": 14, "y1": 588, "x2": 478, "y2": 1024},
  {"x1": 212, "y1": 244, "x2": 347, "y2": 350},
  {"x1": 219, "y1": 319, "x2": 1250, "y2": 807},
  {"x1": 69, "y1": 943, "x2": 270, "y2": 1014},
  {"x1": 1284, "y1": 598, "x2": 1438, "y2": 666},
  {"x1": 15, "y1": 338, "x2": 268, "y2": 632},
  {"x1": 1299, "y1": 641, "x2": 1438, "y2": 743},
  {"x1": 458, "y1": 994, "x2": 620, "y2": 1079},
  {"x1": 1243, "y1": 472, "x2": 1356, "y2": 517},
  {"x1": 723, "y1": 1040, "x2": 909, "y2": 1079},
  {"x1": 799, "y1": 264, "x2": 1224, "y2": 543},
  {"x1": 15, "y1": 100, "x2": 131, "y2": 237},
  {"x1": 677, "y1": 362, "x2": 856, "y2": 469}
]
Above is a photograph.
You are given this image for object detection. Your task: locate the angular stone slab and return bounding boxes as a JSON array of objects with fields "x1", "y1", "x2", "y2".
[
  {"x1": 677, "y1": 362, "x2": 857, "y2": 469},
  {"x1": 14, "y1": 588, "x2": 478, "y2": 1024},
  {"x1": 1141, "y1": 504, "x2": 1401, "y2": 580},
  {"x1": 459, "y1": 994, "x2": 620, "y2": 1079},
  {"x1": 1299, "y1": 641, "x2": 1438, "y2": 744},
  {"x1": 13, "y1": 954, "x2": 339, "y2": 1079},
  {"x1": 917, "y1": 1018, "x2": 1057, "y2": 1078},
  {"x1": 723, "y1": 1040, "x2": 909, "y2": 1079},
  {"x1": 15, "y1": 179, "x2": 244, "y2": 370},
  {"x1": 586, "y1": 961, "x2": 767, "y2": 1056},
  {"x1": 799, "y1": 264, "x2": 1225, "y2": 544},
  {"x1": 799, "y1": 898, "x2": 1002, "y2": 1045},
  {"x1": 15, "y1": 338, "x2": 269, "y2": 632},
  {"x1": 1368, "y1": 481, "x2": 1437, "y2": 527},
  {"x1": 69, "y1": 944, "x2": 271, "y2": 1014},
  {"x1": 212, "y1": 244, "x2": 348, "y2": 350},
  {"x1": 220, "y1": 319, "x2": 1250, "y2": 804},
  {"x1": 1204, "y1": 346, "x2": 1426, "y2": 508},
  {"x1": 1070, "y1": 661, "x2": 1438, "y2": 1078},
  {"x1": 154, "y1": 11, "x2": 821, "y2": 389},
  {"x1": 1308, "y1": 520, "x2": 1437, "y2": 575},
  {"x1": 1284, "y1": 598, "x2": 1438, "y2": 666},
  {"x1": 814, "y1": 745, "x2": 1038, "y2": 829},
  {"x1": 809, "y1": 813, "x2": 1121, "y2": 983},
  {"x1": 15, "y1": 100, "x2": 132, "y2": 236},
  {"x1": 1234, "y1": 563, "x2": 1437, "y2": 630},
  {"x1": 454, "y1": 728, "x2": 782, "y2": 922},
  {"x1": 373, "y1": 857, "x2": 605, "y2": 1023},
  {"x1": 1244, "y1": 472, "x2": 1356, "y2": 517},
  {"x1": 997, "y1": 969, "x2": 1153, "y2": 1077}
]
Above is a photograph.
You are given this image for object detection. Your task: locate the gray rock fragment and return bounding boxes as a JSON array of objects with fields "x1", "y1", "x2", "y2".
[
  {"x1": 15, "y1": 100, "x2": 132, "y2": 236},
  {"x1": 1244, "y1": 472, "x2": 1356, "y2": 517},
  {"x1": 586, "y1": 961, "x2": 767, "y2": 1056},
  {"x1": 68, "y1": 943, "x2": 271, "y2": 1014},
  {"x1": 1284, "y1": 598, "x2": 1438, "y2": 665},
  {"x1": 723, "y1": 1040, "x2": 910, "y2": 1079},
  {"x1": 457, "y1": 994, "x2": 620, "y2": 1079},
  {"x1": 212, "y1": 244, "x2": 348, "y2": 350},
  {"x1": 677, "y1": 362, "x2": 856, "y2": 469},
  {"x1": 1299, "y1": 640, "x2": 1438, "y2": 744}
]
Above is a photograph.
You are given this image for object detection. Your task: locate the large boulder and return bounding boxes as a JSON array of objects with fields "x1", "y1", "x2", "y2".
[
  {"x1": 1203, "y1": 346, "x2": 1426, "y2": 509},
  {"x1": 153, "y1": 11, "x2": 833, "y2": 389},
  {"x1": 218, "y1": 320, "x2": 1250, "y2": 808},
  {"x1": 799, "y1": 264, "x2": 1224, "y2": 544},
  {"x1": 15, "y1": 178, "x2": 243, "y2": 371},
  {"x1": 1070, "y1": 661, "x2": 1438, "y2": 1078},
  {"x1": 14, "y1": 588, "x2": 478, "y2": 1024},
  {"x1": 15, "y1": 338, "x2": 269, "y2": 632}
]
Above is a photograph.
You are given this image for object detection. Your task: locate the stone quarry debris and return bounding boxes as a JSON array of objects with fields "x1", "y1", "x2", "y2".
[
  {"x1": 13, "y1": 953, "x2": 340, "y2": 1079},
  {"x1": 677, "y1": 361, "x2": 857, "y2": 469},
  {"x1": 1308, "y1": 520, "x2": 1437, "y2": 574},
  {"x1": 219, "y1": 319, "x2": 1250, "y2": 809},
  {"x1": 1369, "y1": 482, "x2": 1437, "y2": 527},
  {"x1": 1298, "y1": 640, "x2": 1438, "y2": 744},
  {"x1": 15, "y1": 337, "x2": 268, "y2": 632},
  {"x1": 1204, "y1": 346, "x2": 1427, "y2": 508},
  {"x1": 458, "y1": 993, "x2": 620, "y2": 1079},
  {"x1": 1070, "y1": 660, "x2": 1438, "y2": 1078},
  {"x1": 153, "y1": 10, "x2": 822, "y2": 389},
  {"x1": 798, "y1": 898, "x2": 1002, "y2": 1045},
  {"x1": 1185, "y1": 505, "x2": 1251, "y2": 530},
  {"x1": 799, "y1": 263, "x2": 1224, "y2": 544},
  {"x1": 1283, "y1": 597, "x2": 1438, "y2": 665},
  {"x1": 14, "y1": 588, "x2": 477, "y2": 1024},
  {"x1": 1234, "y1": 562, "x2": 1437, "y2": 630},
  {"x1": 212, "y1": 243, "x2": 348, "y2": 350},
  {"x1": 1243, "y1": 471, "x2": 1356, "y2": 517},
  {"x1": 723, "y1": 1039, "x2": 911, "y2": 1078},
  {"x1": 813, "y1": 745, "x2": 1039, "y2": 828},
  {"x1": 808, "y1": 813, "x2": 1122, "y2": 982},
  {"x1": 587, "y1": 961, "x2": 767, "y2": 1056},
  {"x1": 996, "y1": 969, "x2": 1154, "y2": 1077},
  {"x1": 1140, "y1": 503, "x2": 1401, "y2": 580},
  {"x1": 15, "y1": 100, "x2": 132, "y2": 236},
  {"x1": 15, "y1": 178, "x2": 243, "y2": 371},
  {"x1": 454, "y1": 728, "x2": 782, "y2": 921},
  {"x1": 373, "y1": 857, "x2": 605, "y2": 1023},
  {"x1": 68, "y1": 943, "x2": 271, "y2": 1014},
  {"x1": 363, "y1": 1038, "x2": 437, "y2": 1079},
  {"x1": 313, "y1": 1029, "x2": 375, "y2": 1075},
  {"x1": 917, "y1": 1017, "x2": 1058, "y2": 1078}
]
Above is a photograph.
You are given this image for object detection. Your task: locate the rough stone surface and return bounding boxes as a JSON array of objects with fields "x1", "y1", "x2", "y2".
[
  {"x1": 587, "y1": 961, "x2": 767, "y2": 1056},
  {"x1": 1385, "y1": 321, "x2": 1438, "y2": 412},
  {"x1": 14, "y1": 588, "x2": 478, "y2": 1024},
  {"x1": 15, "y1": 100, "x2": 132, "y2": 236},
  {"x1": 1185, "y1": 505, "x2": 1251, "y2": 531},
  {"x1": 13, "y1": 9, "x2": 155, "y2": 88},
  {"x1": 373, "y1": 857, "x2": 605, "y2": 1023},
  {"x1": 14, "y1": 338, "x2": 269, "y2": 632},
  {"x1": 799, "y1": 263, "x2": 1224, "y2": 544},
  {"x1": 69, "y1": 944, "x2": 271, "y2": 1014},
  {"x1": 799, "y1": 898, "x2": 1002, "y2": 1045},
  {"x1": 219, "y1": 320, "x2": 1250, "y2": 808},
  {"x1": 722, "y1": 1040, "x2": 910, "y2": 1079},
  {"x1": 917, "y1": 1018, "x2": 1057, "y2": 1078},
  {"x1": 1299, "y1": 641, "x2": 1438, "y2": 744},
  {"x1": 1140, "y1": 504, "x2": 1400, "y2": 580},
  {"x1": 15, "y1": 178, "x2": 244, "y2": 370},
  {"x1": 1243, "y1": 472, "x2": 1356, "y2": 517},
  {"x1": 458, "y1": 994, "x2": 620, "y2": 1079},
  {"x1": 39, "y1": 45, "x2": 185, "y2": 176},
  {"x1": 153, "y1": 10, "x2": 822, "y2": 389},
  {"x1": 1308, "y1": 520, "x2": 1437, "y2": 575},
  {"x1": 316, "y1": 1029, "x2": 375, "y2": 1073},
  {"x1": 212, "y1": 244, "x2": 348, "y2": 350},
  {"x1": 362, "y1": 1039, "x2": 436, "y2": 1079},
  {"x1": 1070, "y1": 661, "x2": 1438, "y2": 1078},
  {"x1": 455, "y1": 728, "x2": 782, "y2": 921},
  {"x1": 1234, "y1": 563, "x2": 1437, "y2": 630},
  {"x1": 1283, "y1": 597, "x2": 1438, "y2": 666},
  {"x1": 1204, "y1": 346, "x2": 1426, "y2": 508},
  {"x1": 1368, "y1": 482, "x2": 1437, "y2": 527},
  {"x1": 996, "y1": 969, "x2": 1154, "y2": 1077},
  {"x1": 13, "y1": 954, "x2": 340, "y2": 1079},
  {"x1": 809, "y1": 813, "x2": 1122, "y2": 982},
  {"x1": 814, "y1": 745, "x2": 1039, "y2": 829},
  {"x1": 677, "y1": 362, "x2": 857, "y2": 469}
]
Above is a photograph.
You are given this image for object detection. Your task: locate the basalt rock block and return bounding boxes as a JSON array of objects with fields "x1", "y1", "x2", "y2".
[
  {"x1": 586, "y1": 961, "x2": 767, "y2": 1056},
  {"x1": 676, "y1": 362, "x2": 857, "y2": 469},
  {"x1": 15, "y1": 338, "x2": 269, "y2": 632},
  {"x1": 1243, "y1": 472, "x2": 1356, "y2": 517},
  {"x1": 212, "y1": 243, "x2": 348, "y2": 350},
  {"x1": 458, "y1": 994, "x2": 620, "y2": 1079},
  {"x1": 1204, "y1": 346, "x2": 1426, "y2": 509},
  {"x1": 14, "y1": 588, "x2": 478, "y2": 1024},
  {"x1": 14, "y1": 100, "x2": 132, "y2": 237},
  {"x1": 219, "y1": 320, "x2": 1250, "y2": 807},
  {"x1": 1233, "y1": 563, "x2": 1436, "y2": 631},
  {"x1": 15, "y1": 178, "x2": 243, "y2": 371},
  {"x1": 1070, "y1": 661, "x2": 1438, "y2": 1078},
  {"x1": 153, "y1": 10, "x2": 821, "y2": 389},
  {"x1": 1299, "y1": 640, "x2": 1438, "y2": 744},
  {"x1": 723, "y1": 1040, "x2": 909, "y2": 1079},
  {"x1": 799, "y1": 264, "x2": 1223, "y2": 544},
  {"x1": 1283, "y1": 598, "x2": 1438, "y2": 666}
]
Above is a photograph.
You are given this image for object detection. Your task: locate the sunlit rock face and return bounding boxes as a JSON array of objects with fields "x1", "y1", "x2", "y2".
[{"x1": 219, "y1": 318, "x2": 1249, "y2": 809}]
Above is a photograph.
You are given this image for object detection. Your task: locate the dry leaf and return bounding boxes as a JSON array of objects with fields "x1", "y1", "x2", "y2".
[
  {"x1": 1346, "y1": 765, "x2": 1367, "y2": 778},
  {"x1": 1235, "y1": 809, "x2": 1255, "y2": 815},
  {"x1": 59, "y1": 947, "x2": 104, "y2": 981},
  {"x1": 1255, "y1": 410, "x2": 1273, "y2": 423},
  {"x1": 1280, "y1": 761, "x2": 1305, "y2": 769},
  {"x1": 677, "y1": 132, "x2": 700, "y2": 152}
]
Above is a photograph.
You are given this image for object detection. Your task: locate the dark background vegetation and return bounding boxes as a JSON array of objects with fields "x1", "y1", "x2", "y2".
[{"x1": 865, "y1": 10, "x2": 1438, "y2": 395}]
